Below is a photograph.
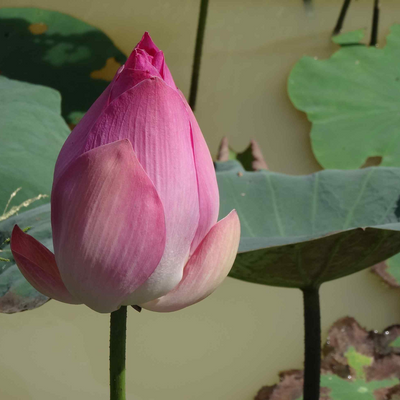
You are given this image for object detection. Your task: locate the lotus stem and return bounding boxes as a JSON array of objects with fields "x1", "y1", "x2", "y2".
[
  {"x1": 370, "y1": 0, "x2": 380, "y2": 47},
  {"x1": 110, "y1": 306, "x2": 127, "y2": 400},
  {"x1": 332, "y1": 0, "x2": 352, "y2": 36},
  {"x1": 189, "y1": 0, "x2": 210, "y2": 110},
  {"x1": 302, "y1": 286, "x2": 321, "y2": 400}
]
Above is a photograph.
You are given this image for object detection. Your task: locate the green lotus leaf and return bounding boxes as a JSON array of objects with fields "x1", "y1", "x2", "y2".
[
  {"x1": 217, "y1": 161, "x2": 400, "y2": 288},
  {"x1": 0, "y1": 76, "x2": 70, "y2": 214},
  {"x1": 288, "y1": 24, "x2": 400, "y2": 169},
  {"x1": 0, "y1": 204, "x2": 51, "y2": 313},
  {"x1": 332, "y1": 29, "x2": 366, "y2": 45},
  {"x1": 372, "y1": 253, "x2": 400, "y2": 288},
  {"x1": 0, "y1": 7, "x2": 126, "y2": 124},
  {"x1": 390, "y1": 337, "x2": 400, "y2": 348}
]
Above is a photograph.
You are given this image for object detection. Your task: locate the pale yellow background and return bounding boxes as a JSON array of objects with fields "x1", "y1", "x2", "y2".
[{"x1": 1, "y1": 1, "x2": 400, "y2": 399}]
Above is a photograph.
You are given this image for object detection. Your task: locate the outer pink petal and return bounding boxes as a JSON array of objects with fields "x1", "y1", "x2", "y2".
[
  {"x1": 54, "y1": 69, "x2": 120, "y2": 185},
  {"x1": 55, "y1": 33, "x2": 178, "y2": 185},
  {"x1": 154, "y1": 52, "x2": 176, "y2": 88},
  {"x1": 54, "y1": 67, "x2": 157, "y2": 184},
  {"x1": 179, "y1": 91, "x2": 220, "y2": 253},
  {"x1": 82, "y1": 78, "x2": 200, "y2": 304},
  {"x1": 51, "y1": 140, "x2": 166, "y2": 313},
  {"x1": 11, "y1": 225, "x2": 79, "y2": 304},
  {"x1": 109, "y1": 69, "x2": 154, "y2": 102},
  {"x1": 142, "y1": 210, "x2": 240, "y2": 312}
]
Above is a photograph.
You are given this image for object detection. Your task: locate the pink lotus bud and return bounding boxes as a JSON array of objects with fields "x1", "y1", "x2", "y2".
[{"x1": 11, "y1": 33, "x2": 240, "y2": 313}]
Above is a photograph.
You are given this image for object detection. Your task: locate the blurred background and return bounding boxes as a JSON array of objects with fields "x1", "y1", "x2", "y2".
[{"x1": 1, "y1": 0, "x2": 400, "y2": 399}]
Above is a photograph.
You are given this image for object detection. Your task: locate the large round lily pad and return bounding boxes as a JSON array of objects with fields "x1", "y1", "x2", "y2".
[
  {"x1": 0, "y1": 76, "x2": 70, "y2": 212},
  {"x1": 0, "y1": 204, "x2": 51, "y2": 313},
  {"x1": 288, "y1": 24, "x2": 400, "y2": 169},
  {"x1": 217, "y1": 161, "x2": 400, "y2": 289},
  {"x1": 0, "y1": 7, "x2": 126, "y2": 124}
]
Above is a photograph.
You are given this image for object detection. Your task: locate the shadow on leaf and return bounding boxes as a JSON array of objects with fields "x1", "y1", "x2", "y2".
[{"x1": 0, "y1": 8, "x2": 127, "y2": 124}]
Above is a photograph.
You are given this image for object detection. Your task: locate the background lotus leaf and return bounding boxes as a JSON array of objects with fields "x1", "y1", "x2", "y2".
[
  {"x1": 332, "y1": 29, "x2": 366, "y2": 45},
  {"x1": 0, "y1": 7, "x2": 126, "y2": 124},
  {"x1": 372, "y1": 254, "x2": 400, "y2": 289},
  {"x1": 288, "y1": 24, "x2": 400, "y2": 169},
  {"x1": 0, "y1": 204, "x2": 51, "y2": 313},
  {"x1": 217, "y1": 161, "x2": 400, "y2": 288},
  {"x1": 0, "y1": 76, "x2": 70, "y2": 213},
  {"x1": 255, "y1": 317, "x2": 400, "y2": 400}
]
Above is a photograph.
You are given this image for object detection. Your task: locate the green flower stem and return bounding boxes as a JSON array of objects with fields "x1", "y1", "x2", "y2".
[
  {"x1": 302, "y1": 286, "x2": 321, "y2": 400},
  {"x1": 110, "y1": 306, "x2": 127, "y2": 400},
  {"x1": 332, "y1": 0, "x2": 352, "y2": 35},
  {"x1": 189, "y1": 0, "x2": 210, "y2": 111},
  {"x1": 370, "y1": 0, "x2": 380, "y2": 47}
]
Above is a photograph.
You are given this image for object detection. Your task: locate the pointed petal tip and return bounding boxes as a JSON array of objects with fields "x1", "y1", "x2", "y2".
[
  {"x1": 136, "y1": 31, "x2": 160, "y2": 54},
  {"x1": 11, "y1": 225, "x2": 79, "y2": 305},
  {"x1": 141, "y1": 210, "x2": 240, "y2": 312},
  {"x1": 11, "y1": 223, "x2": 22, "y2": 240},
  {"x1": 10, "y1": 225, "x2": 28, "y2": 259},
  {"x1": 249, "y1": 140, "x2": 268, "y2": 171},
  {"x1": 217, "y1": 136, "x2": 231, "y2": 162}
]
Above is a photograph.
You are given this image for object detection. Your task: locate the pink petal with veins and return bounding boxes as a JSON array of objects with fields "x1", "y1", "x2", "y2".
[
  {"x1": 142, "y1": 210, "x2": 240, "y2": 312},
  {"x1": 52, "y1": 140, "x2": 166, "y2": 313},
  {"x1": 11, "y1": 226, "x2": 79, "y2": 304}
]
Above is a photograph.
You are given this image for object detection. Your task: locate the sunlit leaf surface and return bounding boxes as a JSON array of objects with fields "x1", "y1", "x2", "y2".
[
  {"x1": 217, "y1": 161, "x2": 400, "y2": 288},
  {"x1": 0, "y1": 77, "x2": 69, "y2": 212},
  {"x1": 288, "y1": 24, "x2": 400, "y2": 169}
]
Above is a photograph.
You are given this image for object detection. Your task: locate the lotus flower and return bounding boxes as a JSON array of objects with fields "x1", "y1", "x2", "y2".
[{"x1": 11, "y1": 33, "x2": 240, "y2": 313}]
